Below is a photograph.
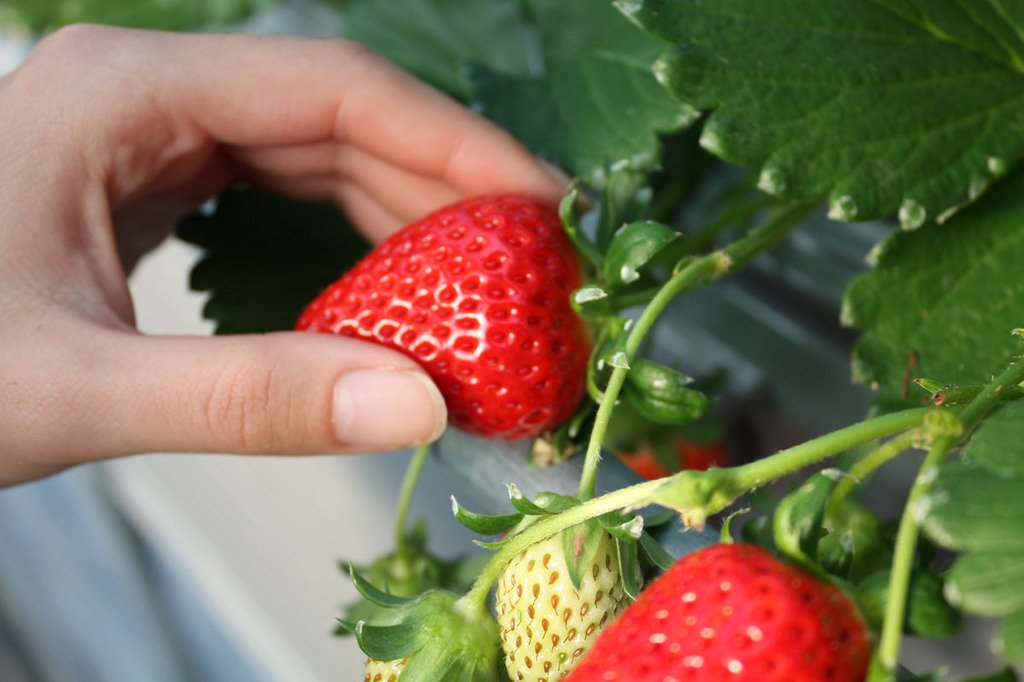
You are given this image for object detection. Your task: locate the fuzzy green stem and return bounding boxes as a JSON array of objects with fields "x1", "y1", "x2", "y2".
[
  {"x1": 825, "y1": 430, "x2": 921, "y2": 522},
  {"x1": 727, "y1": 409, "x2": 934, "y2": 495},
  {"x1": 873, "y1": 355, "x2": 1024, "y2": 680},
  {"x1": 575, "y1": 202, "x2": 816, "y2": 501},
  {"x1": 394, "y1": 442, "x2": 432, "y2": 552}
]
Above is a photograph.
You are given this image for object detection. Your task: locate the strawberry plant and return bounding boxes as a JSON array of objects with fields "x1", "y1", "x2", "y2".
[{"x1": 15, "y1": 0, "x2": 1024, "y2": 679}]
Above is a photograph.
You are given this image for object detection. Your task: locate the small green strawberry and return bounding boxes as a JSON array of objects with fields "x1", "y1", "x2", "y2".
[
  {"x1": 362, "y1": 657, "x2": 406, "y2": 682},
  {"x1": 496, "y1": 527, "x2": 628, "y2": 681}
]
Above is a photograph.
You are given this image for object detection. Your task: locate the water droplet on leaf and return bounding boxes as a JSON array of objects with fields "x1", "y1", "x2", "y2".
[{"x1": 898, "y1": 198, "x2": 927, "y2": 231}]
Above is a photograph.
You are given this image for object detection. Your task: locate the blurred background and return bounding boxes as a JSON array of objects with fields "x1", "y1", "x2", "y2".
[{"x1": 0, "y1": 1, "x2": 1006, "y2": 680}]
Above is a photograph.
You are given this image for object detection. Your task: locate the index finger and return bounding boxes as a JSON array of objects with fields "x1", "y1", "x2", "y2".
[{"x1": 87, "y1": 27, "x2": 566, "y2": 205}]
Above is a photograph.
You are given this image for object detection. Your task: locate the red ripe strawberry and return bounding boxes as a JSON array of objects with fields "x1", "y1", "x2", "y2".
[
  {"x1": 296, "y1": 195, "x2": 590, "y2": 439},
  {"x1": 565, "y1": 543, "x2": 871, "y2": 682}
]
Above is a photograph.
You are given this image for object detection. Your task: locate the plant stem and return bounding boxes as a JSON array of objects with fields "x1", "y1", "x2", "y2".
[
  {"x1": 394, "y1": 442, "x2": 432, "y2": 552},
  {"x1": 727, "y1": 409, "x2": 934, "y2": 494},
  {"x1": 575, "y1": 202, "x2": 816, "y2": 501},
  {"x1": 461, "y1": 410, "x2": 934, "y2": 617},
  {"x1": 873, "y1": 355, "x2": 1024, "y2": 680},
  {"x1": 825, "y1": 430, "x2": 920, "y2": 522}
]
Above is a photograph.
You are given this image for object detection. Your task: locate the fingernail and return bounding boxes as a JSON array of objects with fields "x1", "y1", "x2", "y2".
[{"x1": 332, "y1": 369, "x2": 446, "y2": 448}]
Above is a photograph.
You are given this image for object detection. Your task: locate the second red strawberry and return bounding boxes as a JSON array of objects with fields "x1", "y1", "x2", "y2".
[{"x1": 296, "y1": 195, "x2": 591, "y2": 440}]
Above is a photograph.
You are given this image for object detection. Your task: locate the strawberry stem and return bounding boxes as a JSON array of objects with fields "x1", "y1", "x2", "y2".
[
  {"x1": 575, "y1": 201, "x2": 819, "y2": 501},
  {"x1": 727, "y1": 409, "x2": 936, "y2": 496},
  {"x1": 459, "y1": 407, "x2": 933, "y2": 616},
  {"x1": 394, "y1": 442, "x2": 432, "y2": 553},
  {"x1": 872, "y1": 354, "x2": 1024, "y2": 680},
  {"x1": 824, "y1": 429, "x2": 921, "y2": 522}
]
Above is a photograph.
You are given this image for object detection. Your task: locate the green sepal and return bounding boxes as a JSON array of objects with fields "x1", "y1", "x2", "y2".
[
  {"x1": 355, "y1": 619, "x2": 425, "y2": 661},
  {"x1": 450, "y1": 496, "x2": 523, "y2": 535},
  {"x1": 597, "y1": 509, "x2": 645, "y2": 543},
  {"x1": 638, "y1": 531, "x2": 676, "y2": 572},
  {"x1": 348, "y1": 565, "x2": 416, "y2": 609},
  {"x1": 623, "y1": 358, "x2": 711, "y2": 425},
  {"x1": 596, "y1": 167, "x2": 653, "y2": 252},
  {"x1": 337, "y1": 524, "x2": 484, "y2": 635},
  {"x1": 562, "y1": 520, "x2": 607, "y2": 591},
  {"x1": 773, "y1": 469, "x2": 846, "y2": 574},
  {"x1": 350, "y1": 589, "x2": 504, "y2": 681},
  {"x1": 559, "y1": 186, "x2": 602, "y2": 270},
  {"x1": 855, "y1": 570, "x2": 962, "y2": 639},
  {"x1": 603, "y1": 220, "x2": 680, "y2": 290},
  {"x1": 616, "y1": 536, "x2": 644, "y2": 601},
  {"x1": 643, "y1": 508, "x2": 676, "y2": 528},
  {"x1": 533, "y1": 491, "x2": 582, "y2": 514},
  {"x1": 506, "y1": 483, "x2": 551, "y2": 516},
  {"x1": 572, "y1": 284, "x2": 616, "y2": 318},
  {"x1": 820, "y1": 498, "x2": 889, "y2": 582}
]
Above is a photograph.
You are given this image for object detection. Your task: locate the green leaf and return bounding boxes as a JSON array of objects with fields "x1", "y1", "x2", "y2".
[
  {"x1": 342, "y1": 0, "x2": 533, "y2": 99},
  {"x1": 450, "y1": 497, "x2": 522, "y2": 536},
  {"x1": 922, "y1": 413, "x2": 1024, "y2": 666},
  {"x1": 624, "y1": 358, "x2": 710, "y2": 425},
  {"x1": 471, "y1": 52, "x2": 695, "y2": 186},
  {"x1": 177, "y1": 187, "x2": 370, "y2": 334},
  {"x1": 561, "y1": 521, "x2": 607, "y2": 591},
  {"x1": 347, "y1": 0, "x2": 694, "y2": 185},
  {"x1": 603, "y1": 221, "x2": 681, "y2": 290},
  {"x1": 844, "y1": 169, "x2": 1024, "y2": 410},
  {"x1": 873, "y1": 1, "x2": 1024, "y2": 72},
  {"x1": 773, "y1": 469, "x2": 843, "y2": 572},
  {"x1": 945, "y1": 549, "x2": 1024, "y2": 617},
  {"x1": 998, "y1": 609, "x2": 1024, "y2": 665},
  {"x1": 855, "y1": 570, "x2": 962, "y2": 638},
  {"x1": 921, "y1": 460, "x2": 1024, "y2": 553},
  {"x1": 962, "y1": 401, "x2": 1024, "y2": 477},
  {"x1": 7, "y1": 0, "x2": 265, "y2": 31},
  {"x1": 619, "y1": 0, "x2": 1024, "y2": 224}
]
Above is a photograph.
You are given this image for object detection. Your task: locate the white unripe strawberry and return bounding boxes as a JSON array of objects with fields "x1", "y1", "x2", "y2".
[{"x1": 495, "y1": 529, "x2": 627, "y2": 681}]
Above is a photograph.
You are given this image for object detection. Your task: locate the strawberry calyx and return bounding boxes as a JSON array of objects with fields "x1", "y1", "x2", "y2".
[
  {"x1": 335, "y1": 520, "x2": 485, "y2": 632},
  {"x1": 341, "y1": 566, "x2": 505, "y2": 681}
]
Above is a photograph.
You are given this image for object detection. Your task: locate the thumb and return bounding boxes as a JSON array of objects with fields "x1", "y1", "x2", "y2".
[{"x1": 84, "y1": 330, "x2": 448, "y2": 459}]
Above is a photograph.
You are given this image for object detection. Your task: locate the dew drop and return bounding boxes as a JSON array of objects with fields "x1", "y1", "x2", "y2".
[
  {"x1": 988, "y1": 156, "x2": 1008, "y2": 176},
  {"x1": 699, "y1": 126, "x2": 725, "y2": 156},
  {"x1": 757, "y1": 166, "x2": 788, "y2": 195},
  {"x1": 619, "y1": 264, "x2": 640, "y2": 284},
  {"x1": 898, "y1": 198, "x2": 927, "y2": 231},
  {"x1": 828, "y1": 195, "x2": 859, "y2": 221}
]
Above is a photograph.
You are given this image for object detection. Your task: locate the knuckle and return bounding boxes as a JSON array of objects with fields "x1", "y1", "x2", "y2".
[{"x1": 200, "y1": 348, "x2": 291, "y2": 453}]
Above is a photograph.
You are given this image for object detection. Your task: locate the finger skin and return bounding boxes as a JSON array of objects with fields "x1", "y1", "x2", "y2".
[{"x1": 0, "y1": 316, "x2": 447, "y2": 487}]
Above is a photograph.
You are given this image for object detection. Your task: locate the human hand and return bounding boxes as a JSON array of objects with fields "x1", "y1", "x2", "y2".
[{"x1": 0, "y1": 25, "x2": 567, "y2": 487}]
